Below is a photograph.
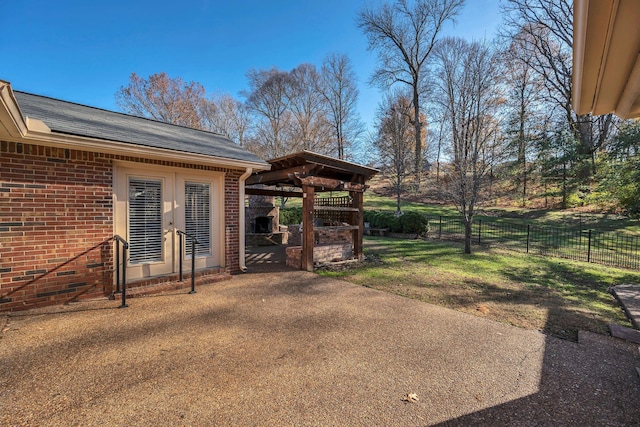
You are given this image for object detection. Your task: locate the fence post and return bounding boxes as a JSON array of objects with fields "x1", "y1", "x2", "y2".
[
  {"x1": 526, "y1": 224, "x2": 530, "y2": 253},
  {"x1": 439, "y1": 216, "x2": 442, "y2": 239},
  {"x1": 478, "y1": 220, "x2": 482, "y2": 244},
  {"x1": 587, "y1": 230, "x2": 592, "y2": 263}
]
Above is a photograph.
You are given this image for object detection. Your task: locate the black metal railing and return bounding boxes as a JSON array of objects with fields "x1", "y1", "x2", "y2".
[
  {"x1": 113, "y1": 235, "x2": 129, "y2": 308},
  {"x1": 176, "y1": 230, "x2": 199, "y2": 294}
]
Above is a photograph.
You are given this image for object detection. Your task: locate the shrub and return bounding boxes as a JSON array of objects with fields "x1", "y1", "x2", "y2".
[
  {"x1": 363, "y1": 210, "x2": 428, "y2": 235},
  {"x1": 364, "y1": 210, "x2": 398, "y2": 231},
  {"x1": 280, "y1": 207, "x2": 302, "y2": 225},
  {"x1": 397, "y1": 211, "x2": 429, "y2": 235}
]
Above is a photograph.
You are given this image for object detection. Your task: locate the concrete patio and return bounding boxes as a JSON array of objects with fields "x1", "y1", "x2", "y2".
[{"x1": 1, "y1": 260, "x2": 639, "y2": 425}]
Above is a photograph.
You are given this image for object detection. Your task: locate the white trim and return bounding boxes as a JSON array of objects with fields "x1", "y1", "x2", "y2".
[
  {"x1": 0, "y1": 80, "x2": 28, "y2": 138},
  {"x1": 616, "y1": 54, "x2": 640, "y2": 118},
  {"x1": 591, "y1": 0, "x2": 619, "y2": 115}
]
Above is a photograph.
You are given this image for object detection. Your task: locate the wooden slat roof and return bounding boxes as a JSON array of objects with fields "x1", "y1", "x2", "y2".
[{"x1": 246, "y1": 150, "x2": 378, "y2": 189}]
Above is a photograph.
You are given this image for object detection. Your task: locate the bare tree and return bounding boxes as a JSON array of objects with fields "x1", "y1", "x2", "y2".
[
  {"x1": 285, "y1": 63, "x2": 333, "y2": 154},
  {"x1": 357, "y1": 0, "x2": 465, "y2": 181},
  {"x1": 243, "y1": 67, "x2": 292, "y2": 158},
  {"x1": 502, "y1": 0, "x2": 615, "y2": 182},
  {"x1": 373, "y1": 90, "x2": 418, "y2": 213},
  {"x1": 500, "y1": 32, "x2": 546, "y2": 206},
  {"x1": 432, "y1": 117, "x2": 446, "y2": 182},
  {"x1": 319, "y1": 53, "x2": 364, "y2": 160},
  {"x1": 202, "y1": 93, "x2": 252, "y2": 147},
  {"x1": 115, "y1": 72, "x2": 207, "y2": 128},
  {"x1": 434, "y1": 38, "x2": 504, "y2": 253}
]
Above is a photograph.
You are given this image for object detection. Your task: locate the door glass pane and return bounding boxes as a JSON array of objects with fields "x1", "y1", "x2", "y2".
[
  {"x1": 185, "y1": 182, "x2": 211, "y2": 257},
  {"x1": 128, "y1": 178, "x2": 163, "y2": 264}
]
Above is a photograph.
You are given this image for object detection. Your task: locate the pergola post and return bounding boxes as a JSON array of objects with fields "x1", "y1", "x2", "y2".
[
  {"x1": 351, "y1": 191, "x2": 364, "y2": 261},
  {"x1": 301, "y1": 184, "x2": 315, "y2": 271}
]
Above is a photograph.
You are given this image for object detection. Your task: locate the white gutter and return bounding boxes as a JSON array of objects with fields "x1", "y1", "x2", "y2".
[{"x1": 238, "y1": 167, "x2": 253, "y2": 272}]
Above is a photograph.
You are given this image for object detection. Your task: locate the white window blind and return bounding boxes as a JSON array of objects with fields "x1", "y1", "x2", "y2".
[
  {"x1": 128, "y1": 178, "x2": 163, "y2": 264},
  {"x1": 185, "y1": 182, "x2": 211, "y2": 257}
]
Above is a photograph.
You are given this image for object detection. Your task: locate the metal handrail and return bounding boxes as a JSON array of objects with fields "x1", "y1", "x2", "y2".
[
  {"x1": 113, "y1": 235, "x2": 129, "y2": 308},
  {"x1": 176, "y1": 230, "x2": 199, "y2": 294}
]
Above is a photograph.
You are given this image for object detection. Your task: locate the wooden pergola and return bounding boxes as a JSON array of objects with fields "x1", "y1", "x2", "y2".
[{"x1": 245, "y1": 151, "x2": 378, "y2": 271}]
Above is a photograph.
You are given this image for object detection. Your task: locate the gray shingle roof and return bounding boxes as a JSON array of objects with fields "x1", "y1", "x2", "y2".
[{"x1": 14, "y1": 91, "x2": 267, "y2": 165}]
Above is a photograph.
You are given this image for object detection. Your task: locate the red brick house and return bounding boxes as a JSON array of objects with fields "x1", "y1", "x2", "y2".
[{"x1": 0, "y1": 80, "x2": 269, "y2": 311}]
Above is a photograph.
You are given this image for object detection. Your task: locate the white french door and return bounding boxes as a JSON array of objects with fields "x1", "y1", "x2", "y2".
[
  {"x1": 126, "y1": 175, "x2": 174, "y2": 278},
  {"x1": 114, "y1": 165, "x2": 224, "y2": 282}
]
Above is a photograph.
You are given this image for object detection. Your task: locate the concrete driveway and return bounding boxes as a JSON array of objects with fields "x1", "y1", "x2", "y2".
[{"x1": 1, "y1": 267, "x2": 639, "y2": 426}]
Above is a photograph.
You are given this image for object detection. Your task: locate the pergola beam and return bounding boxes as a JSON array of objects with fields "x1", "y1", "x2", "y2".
[
  {"x1": 245, "y1": 165, "x2": 307, "y2": 185},
  {"x1": 245, "y1": 187, "x2": 303, "y2": 198}
]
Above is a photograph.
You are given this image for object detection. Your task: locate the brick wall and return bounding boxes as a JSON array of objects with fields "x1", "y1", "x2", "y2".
[
  {"x1": 285, "y1": 244, "x2": 353, "y2": 269},
  {"x1": 0, "y1": 141, "x2": 245, "y2": 311},
  {"x1": 224, "y1": 169, "x2": 242, "y2": 275},
  {"x1": 287, "y1": 225, "x2": 352, "y2": 246},
  {"x1": 0, "y1": 141, "x2": 113, "y2": 311}
]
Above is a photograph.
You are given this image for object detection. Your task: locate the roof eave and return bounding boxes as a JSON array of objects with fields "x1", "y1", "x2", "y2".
[
  {"x1": 0, "y1": 80, "x2": 269, "y2": 170},
  {"x1": 0, "y1": 80, "x2": 28, "y2": 138},
  {"x1": 573, "y1": 0, "x2": 640, "y2": 119},
  {"x1": 23, "y1": 128, "x2": 271, "y2": 170}
]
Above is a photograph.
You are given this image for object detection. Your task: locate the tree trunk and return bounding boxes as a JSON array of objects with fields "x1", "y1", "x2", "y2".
[
  {"x1": 562, "y1": 160, "x2": 567, "y2": 209},
  {"x1": 413, "y1": 85, "x2": 422, "y2": 186},
  {"x1": 522, "y1": 164, "x2": 527, "y2": 208},
  {"x1": 464, "y1": 217, "x2": 473, "y2": 254}
]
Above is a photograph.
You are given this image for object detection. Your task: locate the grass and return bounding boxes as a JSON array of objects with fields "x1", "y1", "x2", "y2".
[
  {"x1": 317, "y1": 236, "x2": 640, "y2": 341},
  {"x1": 476, "y1": 206, "x2": 640, "y2": 235},
  {"x1": 362, "y1": 193, "x2": 460, "y2": 216},
  {"x1": 279, "y1": 183, "x2": 640, "y2": 234}
]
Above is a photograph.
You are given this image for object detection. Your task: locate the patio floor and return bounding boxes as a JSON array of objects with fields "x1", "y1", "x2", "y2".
[{"x1": 1, "y1": 258, "x2": 639, "y2": 425}]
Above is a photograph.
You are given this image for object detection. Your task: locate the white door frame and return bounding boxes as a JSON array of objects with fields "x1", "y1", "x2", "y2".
[{"x1": 113, "y1": 163, "x2": 225, "y2": 282}]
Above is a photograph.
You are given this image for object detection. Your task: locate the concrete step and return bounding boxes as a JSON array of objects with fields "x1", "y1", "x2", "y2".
[
  {"x1": 112, "y1": 271, "x2": 231, "y2": 300},
  {"x1": 609, "y1": 323, "x2": 640, "y2": 345},
  {"x1": 610, "y1": 284, "x2": 640, "y2": 329}
]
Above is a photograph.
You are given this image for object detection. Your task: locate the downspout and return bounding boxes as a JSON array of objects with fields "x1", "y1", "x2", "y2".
[{"x1": 238, "y1": 167, "x2": 252, "y2": 272}]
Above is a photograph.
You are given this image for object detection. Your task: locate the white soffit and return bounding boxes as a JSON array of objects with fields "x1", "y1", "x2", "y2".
[{"x1": 573, "y1": 0, "x2": 640, "y2": 119}]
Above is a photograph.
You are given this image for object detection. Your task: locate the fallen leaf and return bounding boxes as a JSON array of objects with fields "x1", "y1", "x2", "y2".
[
  {"x1": 477, "y1": 304, "x2": 489, "y2": 314},
  {"x1": 402, "y1": 393, "x2": 419, "y2": 403}
]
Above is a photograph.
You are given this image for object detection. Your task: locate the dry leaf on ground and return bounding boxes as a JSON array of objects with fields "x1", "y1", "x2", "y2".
[
  {"x1": 402, "y1": 393, "x2": 419, "y2": 403},
  {"x1": 477, "y1": 304, "x2": 489, "y2": 314}
]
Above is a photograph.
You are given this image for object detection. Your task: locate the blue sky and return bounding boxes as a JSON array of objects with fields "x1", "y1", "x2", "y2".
[{"x1": 1, "y1": 0, "x2": 501, "y2": 133}]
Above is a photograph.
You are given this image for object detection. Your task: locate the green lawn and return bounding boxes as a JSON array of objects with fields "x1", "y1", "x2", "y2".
[{"x1": 318, "y1": 236, "x2": 639, "y2": 341}]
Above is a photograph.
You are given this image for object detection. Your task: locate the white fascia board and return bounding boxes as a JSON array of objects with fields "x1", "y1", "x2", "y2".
[
  {"x1": 572, "y1": 0, "x2": 589, "y2": 114},
  {"x1": 616, "y1": 54, "x2": 640, "y2": 119},
  {"x1": 0, "y1": 80, "x2": 28, "y2": 137}
]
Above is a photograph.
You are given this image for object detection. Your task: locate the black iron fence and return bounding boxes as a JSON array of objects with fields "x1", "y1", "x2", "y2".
[{"x1": 424, "y1": 216, "x2": 640, "y2": 270}]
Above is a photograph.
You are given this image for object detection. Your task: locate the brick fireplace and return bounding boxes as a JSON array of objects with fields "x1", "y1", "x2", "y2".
[{"x1": 245, "y1": 194, "x2": 285, "y2": 246}]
